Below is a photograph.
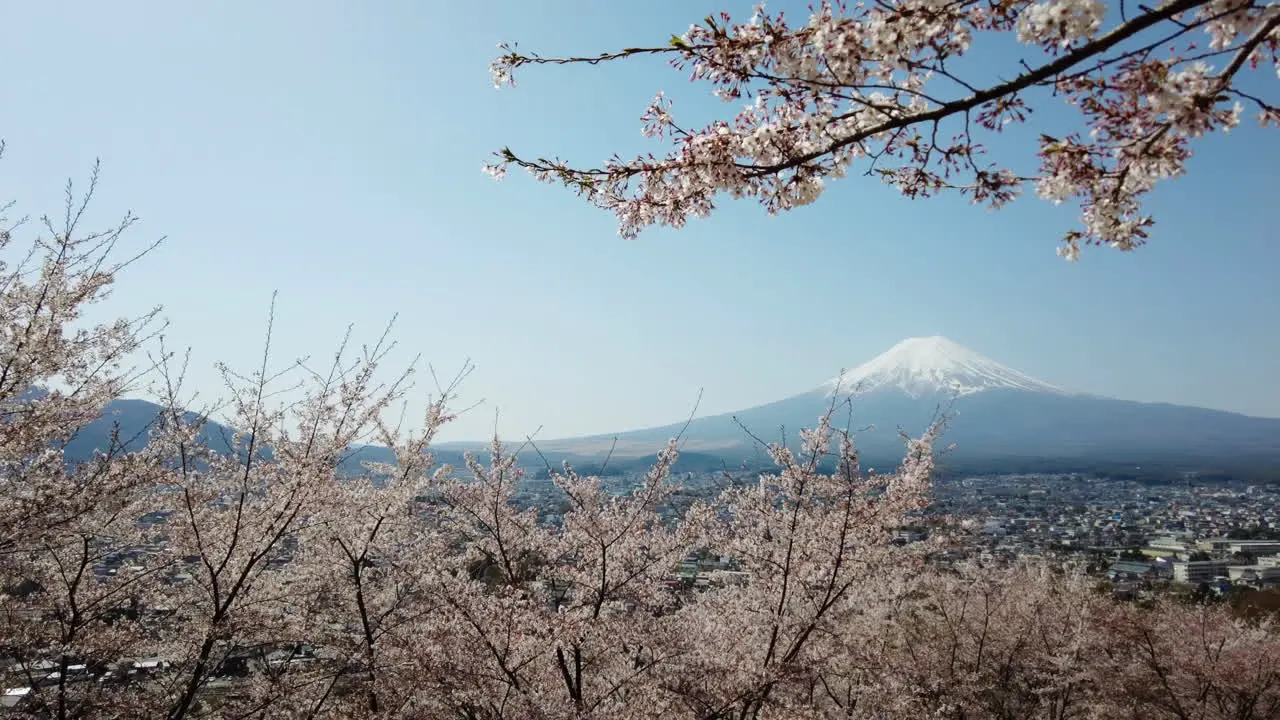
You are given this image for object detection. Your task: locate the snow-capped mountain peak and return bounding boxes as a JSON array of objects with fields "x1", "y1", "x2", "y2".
[{"x1": 822, "y1": 336, "x2": 1066, "y2": 398}]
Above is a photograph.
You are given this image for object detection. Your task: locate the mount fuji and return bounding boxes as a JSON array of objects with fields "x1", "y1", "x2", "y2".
[
  {"x1": 819, "y1": 336, "x2": 1066, "y2": 398},
  {"x1": 534, "y1": 336, "x2": 1280, "y2": 471}
]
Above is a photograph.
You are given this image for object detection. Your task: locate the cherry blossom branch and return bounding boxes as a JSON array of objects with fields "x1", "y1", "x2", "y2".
[
  {"x1": 487, "y1": 0, "x2": 1278, "y2": 259},
  {"x1": 748, "y1": 0, "x2": 1216, "y2": 176}
]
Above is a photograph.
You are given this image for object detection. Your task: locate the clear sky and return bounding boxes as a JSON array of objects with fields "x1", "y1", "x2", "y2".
[{"x1": 2, "y1": 1, "x2": 1277, "y2": 441}]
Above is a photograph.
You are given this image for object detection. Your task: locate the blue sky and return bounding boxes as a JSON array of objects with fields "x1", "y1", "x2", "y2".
[{"x1": 2, "y1": 1, "x2": 1277, "y2": 441}]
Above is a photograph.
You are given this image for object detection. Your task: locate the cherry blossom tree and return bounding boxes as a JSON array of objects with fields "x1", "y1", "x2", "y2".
[
  {"x1": 1094, "y1": 597, "x2": 1280, "y2": 720},
  {"x1": 0, "y1": 159, "x2": 163, "y2": 557},
  {"x1": 650, "y1": 416, "x2": 941, "y2": 718},
  {"x1": 486, "y1": 0, "x2": 1279, "y2": 259},
  {"x1": 880, "y1": 561, "x2": 1107, "y2": 718},
  {"x1": 293, "y1": 365, "x2": 469, "y2": 718},
  {"x1": 0, "y1": 158, "x2": 168, "y2": 719},
  {"x1": 139, "y1": 312, "x2": 427, "y2": 719},
  {"x1": 392, "y1": 436, "x2": 697, "y2": 718}
]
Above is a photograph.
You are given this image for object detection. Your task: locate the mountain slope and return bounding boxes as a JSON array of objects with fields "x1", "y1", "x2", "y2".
[
  {"x1": 51, "y1": 337, "x2": 1280, "y2": 473},
  {"x1": 62, "y1": 398, "x2": 241, "y2": 460},
  {"x1": 539, "y1": 337, "x2": 1280, "y2": 466}
]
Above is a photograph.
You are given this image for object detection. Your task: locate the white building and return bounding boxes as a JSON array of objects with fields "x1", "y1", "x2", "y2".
[
  {"x1": 1146, "y1": 536, "x2": 1189, "y2": 557},
  {"x1": 1228, "y1": 541, "x2": 1280, "y2": 556},
  {"x1": 1171, "y1": 560, "x2": 1229, "y2": 584},
  {"x1": 1226, "y1": 565, "x2": 1280, "y2": 584}
]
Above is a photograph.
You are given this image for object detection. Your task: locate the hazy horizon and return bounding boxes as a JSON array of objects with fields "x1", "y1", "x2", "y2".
[{"x1": 107, "y1": 333, "x2": 1280, "y2": 447}]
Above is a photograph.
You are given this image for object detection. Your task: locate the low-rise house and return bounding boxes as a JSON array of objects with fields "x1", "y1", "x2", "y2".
[{"x1": 1109, "y1": 560, "x2": 1159, "y2": 581}]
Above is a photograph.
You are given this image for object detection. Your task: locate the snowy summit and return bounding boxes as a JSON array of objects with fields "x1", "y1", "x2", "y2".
[{"x1": 823, "y1": 336, "x2": 1066, "y2": 398}]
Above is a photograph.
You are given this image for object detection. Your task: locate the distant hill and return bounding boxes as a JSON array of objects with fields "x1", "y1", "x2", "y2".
[{"x1": 62, "y1": 398, "x2": 238, "y2": 459}]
